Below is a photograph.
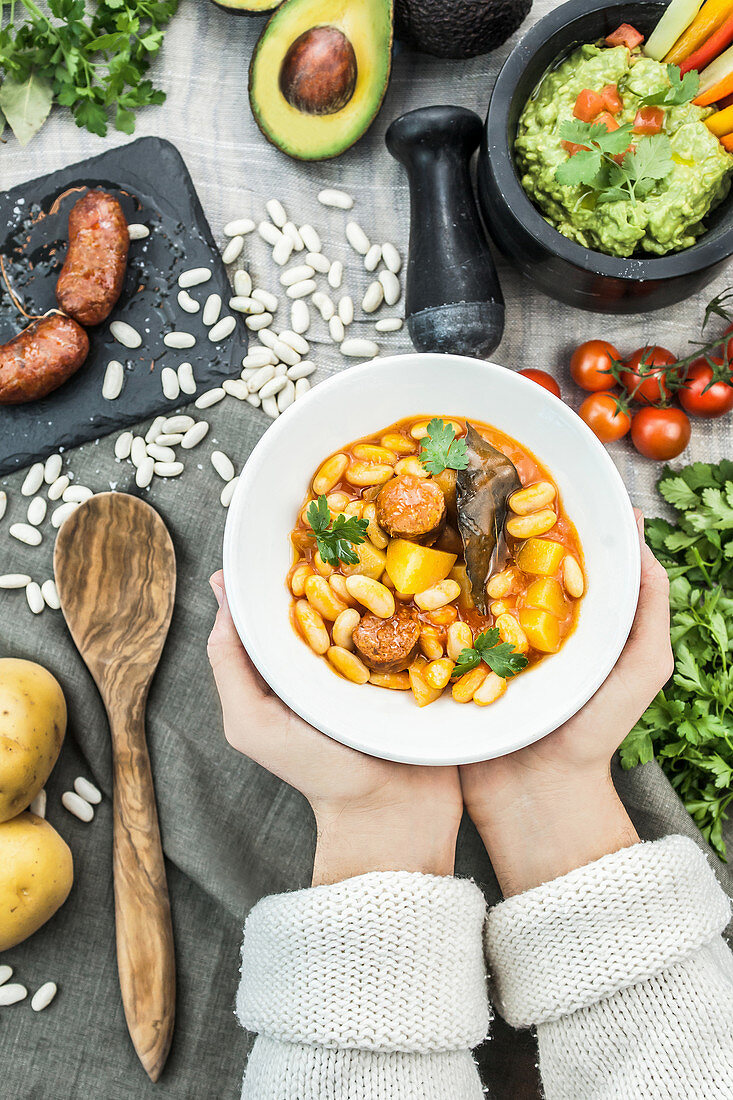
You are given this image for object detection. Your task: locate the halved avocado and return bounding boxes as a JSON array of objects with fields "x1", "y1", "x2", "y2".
[
  {"x1": 211, "y1": 0, "x2": 282, "y2": 13},
  {"x1": 249, "y1": 0, "x2": 394, "y2": 161}
]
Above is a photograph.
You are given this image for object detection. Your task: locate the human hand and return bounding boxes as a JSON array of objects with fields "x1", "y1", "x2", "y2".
[
  {"x1": 207, "y1": 571, "x2": 463, "y2": 885},
  {"x1": 460, "y1": 512, "x2": 673, "y2": 896}
]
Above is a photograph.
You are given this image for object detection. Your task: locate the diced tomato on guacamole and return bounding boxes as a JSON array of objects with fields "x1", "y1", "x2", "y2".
[
  {"x1": 634, "y1": 105, "x2": 665, "y2": 133},
  {"x1": 605, "y1": 23, "x2": 644, "y2": 50}
]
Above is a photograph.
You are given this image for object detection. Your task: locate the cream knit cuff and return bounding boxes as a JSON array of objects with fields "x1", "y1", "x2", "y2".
[
  {"x1": 237, "y1": 871, "x2": 490, "y2": 1053},
  {"x1": 485, "y1": 835, "x2": 731, "y2": 1028}
]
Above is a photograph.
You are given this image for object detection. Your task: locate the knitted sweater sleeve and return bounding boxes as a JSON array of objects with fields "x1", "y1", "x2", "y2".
[
  {"x1": 236, "y1": 871, "x2": 490, "y2": 1099},
  {"x1": 485, "y1": 834, "x2": 733, "y2": 1099}
]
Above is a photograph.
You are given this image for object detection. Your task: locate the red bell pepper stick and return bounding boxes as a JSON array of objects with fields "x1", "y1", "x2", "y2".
[{"x1": 680, "y1": 11, "x2": 733, "y2": 73}]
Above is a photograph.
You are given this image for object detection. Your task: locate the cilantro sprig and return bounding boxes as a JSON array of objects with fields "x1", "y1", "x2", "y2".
[
  {"x1": 451, "y1": 628, "x2": 529, "y2": 680},
  {"x1": 419, "y1": 418, "x2": 469, "y2": 476},
  {"x1": 305, "y1": 495, "x2": 368, "y2": 567},
  {"x1": 640, "y1": 64, "x2": 699, "y2": 108},
  {"x1": 0, "y1": 0, "x2": 178, "y2": 145},
  {"x1": 556, "y1": 120, "x2": 673, "y2": 206}
]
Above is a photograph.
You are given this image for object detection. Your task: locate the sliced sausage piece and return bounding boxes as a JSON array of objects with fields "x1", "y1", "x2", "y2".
[
  {"x1": 353, "y1": 607, "x2": 421, "y2": 673},
  {"x1": 0, "y1": 315, "x2": 89, "y2": 404},
  {"x1": 56, "y1": 190, "x2": 129, "y2": 326},
  {"x1": 376, "y1": 474, "x2": 446, "y2": 545}
]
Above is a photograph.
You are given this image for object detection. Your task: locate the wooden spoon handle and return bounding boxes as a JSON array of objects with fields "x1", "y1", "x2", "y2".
[{"x1": 109, "y1": 697, "x2": 175, "y2": 1083}]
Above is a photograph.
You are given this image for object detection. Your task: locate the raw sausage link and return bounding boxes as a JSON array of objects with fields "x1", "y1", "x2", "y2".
[
  {"x1": 56, "y1": 190, "x2": 129, "y2": 325},
  {"x1": 0, "y1": 315, "x2": 89, "y2": 404},
  {"x1": 376, "y1": 474, "x2": 446, "y2": 545},
  {"x1": 352, "y1": 607, "x2": 421, "y2": 673}
]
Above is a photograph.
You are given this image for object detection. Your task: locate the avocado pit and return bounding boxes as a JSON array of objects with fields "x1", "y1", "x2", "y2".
[{"x1": 279, "y1": 26, "x2": 358, "y2": 116}]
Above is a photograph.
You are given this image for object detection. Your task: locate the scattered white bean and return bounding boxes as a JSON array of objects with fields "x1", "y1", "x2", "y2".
[
  {"x1": 211, "y1": 451, "x2": 235, "y2": 482},
  {"x1": 131, "y1": 436, "x2": 148, "y2": 467},
  {"x1": 266, "y1": 198, "x2": 287, "y2": 228},
  {"x1": 382, "y1": 242, "x2": 402, "y2": 273},
  {"x1": 306, "y1": 251, "x2": 330, "y2": 273},
  {"x1": 21, "y1": 463, "x2": 44, "y2": 496},
  {"x1": 164, "y1": 331, "x2": 196, "y2": 350},
  {"x1": 10, "y1": 523, "x2": 42, "y2": 546},
  {"x1": 287, "y1": 360, "x2": 316, "y2": 380},
  {"x1": 220, "y1": 477, "x2": 239, "y2": 508},
  {"x1": 272, "y1": 235, "x2": 294, "y2": 266},
  {"x1": 51, "y1": 503, "x2": 78, "y2": 529},
  {"x1": 327, "y1": 261, "x2": 343, "y2": 289},
  {"x1": 252, "y1": 288, "x2": 279, "y2": 312},
  {"x1": 0, "y1": 574, "x2": 31, "y2": 589},
  {"x1": 242, "y1": 348, "x2": 276, "y2": 367},
  {"x1": 178, "y1": 267, "x2": 212, "y2": 288},
  {"x1": 161, "y1": 367, "x2": 180, "y2": 401},
  {"x1": 262, "y1": 395, "x2": 279, "y2": 419},
  {"x1": 295, "y1": 377, "x2": 311, "y2": 399},
  {"x1": 164, "y1": 415, "x2": 194, "y2": 432},
  {"x1": 41, "y1": 579, "x2": 61, "y2": 610},
  {"x1": 312, "y1": 291, "x2": 335, "y2": 321},
  {"x1": 195, "y1": 387, "x2": 226, "y2": 409},
  {"x1": 110, "y1": 321, "x2": 142, "y2": 349},
  {"x1": 234, "y1": 269, "x2": 253, "y2": 297},
  {"x1": 338, "y1": 295, "x2": 354, "y2": 325},
  {"x1": 258, "y1": 221, "x2": 282, "y2": 246},
  {"x1": 62, "y1": 790, "x2": 94, "y2": 822},
  {"x1": 379, "y1": 269, "x2": 402, "y2": 306},
  {"x1": 145, "y1": 416, "x2": 167, "y2": 443},
  {"x1": 362, "y1": 280, "x2": 384, "y2": 313},
  {"x1": 318, "y1": 188, "x2": 354, "y2": 209},
  {"x1": 102, "y1": 359, "x2": 124, "y2": 400},
  {"x1": 115, "y1": 432, "x2": 133, "y2": 460},
  {"x1": 47, "y1": 474, "x2": 70, "y2": 500},
  {"x1": 277, "y1": 379, "x2": 296, "y2": 412},
  {"x1": 146, "y1": 443, "x2": 176, "y2": 463},
  {"x1": 181, "y1": 421, "x2": 209, "y2": 449},
  {"x1": 274, "y1": 363, "x2": 288, "y2": 376},
  {"x1": 202, "y1": 293, "x2": 222, "y2": 327},
  {"x1": 241, "y1": 368, "x2": 257, "y2": 383},
  {"x1": 0, "y1": 966, "x2": 12, "y2": 986},
  {"x1": 135, "y1": 458, "x2": 155, "y2": 489},
  {"x1": 345, "y1": 221, "x2": 370, "y2": 255},
  {"x1": 282, "y1": 222, "x2": 304, "y2": 251},
  {"x1": 376, "y1": 317, "x2": 403, "y2": 332},
  {"x1": 44, "y1": 454, "x2": 62, "y2": 484},
  {"x1": 155, "y1": 433, "x2": 183, "y2": 446},
  {"x1": 246, "y1": 393, "x2": 261, "y2": 408},
  {"x1": 225, "y1": 218, "x2": 255, "y2": 238},
  {"x1": 178, "y1": 361, "x2": 197, "y2": 394},
  {"x1": 329, "y1": 315, "x2": 345, "y2": 343},
  {"x1": 208, "y1": 316, "x2": 236, "y2": 342},
  {"x1": 260, "y1": 332, "x2": 301, "y2": 366},
  {"x1": 221, "y1": 236, "x2": 244, "y2": 265},
  {"x1": 0, "y1": 491, "x2": 5, "y2": 521},
  {"x1": 247, "y1": 365, "x2": 276, "y2": 393},
  {"x1": 0, "y1": 984, "x2": 27, "y2": 1007},
  {"x1": 299, "y1": 224, "x2": 322, "y2": 253},
  {"x1": 285, "y1": 276, "x2": 317, "y2": 300},
  {"x1": 74, "y1": 776, "x2": 102, "y2": 804},
  {"x1": 223, "y1": 379, "x2": 249, "y2": 399},
  {"x1": 62, "y1": 485, "x2": 93, "y2": 503},
  {"x1": 340, "y1": 337, "x2": 379, "y2": 358},
  {"x1": 27, "y1": 497, "x2": 47, "y2": 526},
  {"x1": 364, "y1": 244, "x2": 382, "y2": 271},
  {"x1": 290, "y1": 300, "x2": 310, "y2": 334},
  {"x1": 26, "y1": 582, "x2": 44, "y2": 614},
  {"x1": 127, "y1": 223, "x2": 149, "y2": 240},
  {"x1": 154, "y1": 461, "x2": 184, "y2": 477},
  {"x1": 246, "y1": 312, "x2": 273, "y2": 331},
  {"x1": 280, "y1": 264, "x2": 315, "y2": 287},
  {"x1": 230, "y1": 296, "x2": 265, "y2": 314},
  {"x1": 31, "y1": 982, "x2": 57, "y2": 1012},
  {"x1": 259, "y1": 376, "x2": 287, "y2": 399},
  {"x1": 177, "y1": 290, "x2": 200, "y2": 314},
  {"x1": 29, "y1": 789, "x2": 46, "y2": 817},
  {"x1": 277, "y1": 330, "x2": 309, "y2": 355}
]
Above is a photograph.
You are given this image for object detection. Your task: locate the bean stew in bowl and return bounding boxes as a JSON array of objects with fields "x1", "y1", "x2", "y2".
[
  {"x1": 288, "y1": 416, "x2": 586, "y2": 709},
  {"x1": 223, "y1": 353, "x2": 640, "y2": 765}
]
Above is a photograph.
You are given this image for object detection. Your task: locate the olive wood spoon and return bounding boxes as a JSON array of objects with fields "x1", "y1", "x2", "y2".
[{"x1": 54, "y1": 492, "x2": 176, "y2": 1083}]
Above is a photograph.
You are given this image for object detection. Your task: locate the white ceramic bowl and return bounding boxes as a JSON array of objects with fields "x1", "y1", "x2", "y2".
[{"x1": 223, "y1": 353, "x2": 640, "y2": 765}]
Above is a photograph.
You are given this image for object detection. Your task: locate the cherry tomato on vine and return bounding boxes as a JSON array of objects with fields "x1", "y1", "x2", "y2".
[
  {"x1": 620, "y1": 346, "x2": 676, "y2": 405},
  {"x1": 518, "y1": 369, "x2": 561, "y2": 398},
  {"x1": 579, "y1": 391, "x2": 631, "y2": 443},
  {"x1": 631, "y1": 407, "x2": 691, "y2": 461},
  {"x1": 570, "y1": 340, "x2": 620, "y2": 392},
  {"x1": 679, "y1": 358, "x2": 733, "y2": 418}
]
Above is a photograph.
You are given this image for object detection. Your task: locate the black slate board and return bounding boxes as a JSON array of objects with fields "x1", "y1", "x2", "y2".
[{"x1": 0, "y1": 136, "x2": 248, "y2": 475}]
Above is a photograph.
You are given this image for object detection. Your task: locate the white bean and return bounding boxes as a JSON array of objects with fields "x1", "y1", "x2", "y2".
[
  {"x1": 379, "y1": 269, "x2": 402, "y2": 306},
  {"x1": 221, "y1": 235, "x2": 244, "y2": 265},
  {"x1": 329, "y1": 315, "x2": 345, "y2": 343},
  {"x1": 318, "y1": 188, "x2": 354, "y2": 209},
  {"x1": 10, "y1": 523, "x2": 42, "y2": 546},
  {"x1": 234, "y1": 269, "x2": 253, "y2": 297},
  {"x1": 375, "y1": 317, "x2": 403, "y2": 332},
  {"x1": 155, "y1": 433, "x2": 183, "y2": 446},
  {"x1": 382, "y1": 242, "x2": 402, "y2": 273},
  {"x1": 364, "y1": 244, "x2": 382, "y2": 271},
  {"x1": 62, "y1": 485, "x2": 93, "y2": 503},
  {"x1": 208, "y1": 316, "x2": 236, "y2": 343},
  {"x1": 164, "y1": 331, "x2": 196, "y2": 349},
  {"x1": 47, "y1": 475, "x2": 70, "y2": 500},
  {"x1": 21, "y1": 463, "x2": 44, "y2": 496},
  {"x1": 181, "y1": 421, "x2": 209, "y2": 449},
  {"x1": 154, "y1": 461, "x2": 184, "y2": 477},
  {"x1": 178, "y1": 267, "x2": 212, "y2": 288},
  {"x1": 29, "y1": 789, "x2": 46, "y2": 817},
  {"x1": 110, "y1": 321, "x2": 142, "y2": 348},
  {"x1": 41, "y1": 579, "x2": 61, "y2": 609},
  {"x1": 115, "y1": 432, "x2": 133, "y2": 460},
  {"x1": 145, "y1": 416, "x2": 167, "y2": 443},
  {"x1": 62, "y1": 790, "x2": 94, "y2": 822},
  {"x1": 258, "y1": 221, "x2": 282, "y2": 246},
  {"x1": 0, "y1": 491, "x2": 5, "y2": 520},
  {"x1": 277, "y1": 330, "x2": 309, "y2": 355},
  {"x1": 211, "y1": 450, "x2": 235, "y2": 482},
  {"x1": 246, "y1": 393, "x2": 261, "y2": 408},
  {"x1": 282, "y1": 221, "x2": 304, "y2": 250},
  {"x1": 44, "y1": 454, "x2": 62, "y2": 483},
  {"x1": 102, "y1": 360, "x2": 124, "y2": 400},
  {"x1": 252, "y1": 288, "x2": 279, "y2": 312},
  {"x1": 246, "y1": 312, "x2": 273, "y2": 331},
  {"x1": 222, "y1": 379, "x2": 249, "y2": 399},
  {"x1": 230, "y1": 296, "x2": 265, "y2": 314},
  {"x1": 287, "y1": 360, "x2": 316, "y2": 380},
  {"x1": 338, "y1": 295, "x2": 354, "y2": 325},
  {"x1": 224, "y1": 218, "x2": 255, "y2": 237},
  {"x1": 242, "y1": 347, "x2": 276, "y2": 367},
  {"x1": 272, "y1": 235, "x2": 293, "y2": 266},
  {"x1": 306, "y1": 251, "x2": 330, "y2": 273},
  {"x1": 195, "y1": 387, "x2": 226, "y2": 408},
  {"x1": 131, "y1": 436, "x2": 148, "y2": 467},
  {"x1": 362, "y1": 280, "x2": 384, "y2": 313},
  {"x1": 0, "y1": 984, "x2": 27, "y2": 1006},
  {"x1": 27, "y1": 496, "x2": 47, "y2": 526},
  {"x1": 51, "y1": 503, "x2": 78, "y2": 529},
  {"x1": 135, "y1": 458, "x2": 154, "y2": 489},
  {"x1": 274, "y1": 363, "x2": 288, "y2": 376},
  {"x1": 312, "y1": 291, "x2": 335, "y2": 321},
  {"x1": 26, "y1": 582, "x2": 44, "y2": 614},
  {"x1": 277, "y1": 379, "x2": 295, "y2": 412},
  {"x1": 0, "y1": 966, "x2": 12, "y2": 986},
  {"x1": 266, "y1": 198, "x2": 287, "y2": 227},
  {"x1": 340, "y1": 338, "x2": 379, "y2": 358},
  {"x1": 327, "y1": 260, "x2": 343, "y2": 289},
  {"x1": 259, "y1": 376, "x2": 287, "y2": 399},
  {"x1": 127, "y1": 223, "x2": 149, "y2": 240},
  {"x1": 294, "y1": 377, "x2": 311, "y2": 399},
  {"x1": 280, "y1": 264, "x2": 315, "y2": 287},
  {"x1": 220, "y1": 477, "x2": 239, "y2": 508},
  {"x1": 163, "y1": 415, "x2": 194, "y2": 432},
  {"x1": 262, "y1": 395, "x2": 279, "y2": 418},
  {"x1": 31, "y1": 982, "x2": 57, "y2": 1012},
  {"x1": 74, "y1": 776, "x2": 102, "y2": 804},
  {"x1": 345, "y1": 221, "x2": 370, "y2": 255},
  {"x1": 202, "y1": 293, "x2": 222, "y2": 326},
  {"x1": 161, "y1": 367, "x2": 180, "y2": 401},
  {"x1": 299, "y1": 224, "x2": 321, "y2": 253},
  {"x1": 146, "y1": 443, "x2": 176, "y2": 462},
  {"x1": 290, "y1": 300, "x2": 310, "y2": 334},
  {"x1": 177, "y1": 290, "x2": 200, "y2": 314},
  {"x1": 248, "y1": 365, "x2": 276, "y2": 392},
  {"x1": 0, "y1": 574, "x2": 31, "y2": 588},
  {"x1": 178, "y1": 361, "x2": 197, "y2": 394},
  {"x1": 272, "y1": 338, "x2": 301, "y2": 366}
]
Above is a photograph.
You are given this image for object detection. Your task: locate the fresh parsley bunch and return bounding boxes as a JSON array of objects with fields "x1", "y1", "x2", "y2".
[
  {"x1": 0, "y1": 0, "x2": 178, "y2": 146},
  {"x1": 305, "y1": 495, "x2": 368, "y2": 567},
  {"x1": 620, "y1": 460, "x2": 733, "y2": 859},
  {"x1": 556, "y1": 120, "x2": 674, "y2": 205},
  {"x1": 451, "y1": 628, "x2": 529, "y2": 680}
]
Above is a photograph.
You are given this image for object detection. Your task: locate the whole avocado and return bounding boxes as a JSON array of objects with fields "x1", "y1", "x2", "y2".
[{"x1": 395, "y1": 0, "x2": 532, "y2": 59}]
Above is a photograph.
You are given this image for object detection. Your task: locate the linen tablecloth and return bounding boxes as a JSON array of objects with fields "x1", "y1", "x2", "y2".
[{"x1": 1, "y1": 2, "x2": 731, "y2": 1096}]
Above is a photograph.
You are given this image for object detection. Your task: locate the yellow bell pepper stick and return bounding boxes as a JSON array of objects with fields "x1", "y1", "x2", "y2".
[
  {"x1": 665, "y1": 0, "x2": 733, "y2": 64},
  {"x1": 705, "y1": 102, "x2": 733, "y2": 133}
]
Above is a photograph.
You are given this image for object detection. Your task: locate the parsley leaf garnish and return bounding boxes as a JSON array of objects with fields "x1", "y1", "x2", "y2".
[
  {"x1": 419, "y1": 418, "x2": 469, "y2": 476},
  {"x1": 641, "y1": 64, "x2": 699, "y2": 108},
  {"x1": 305, "y1": 494, "x2": 368, "y2": 567},
  {"x1": 555, "y1": 119, "x2": 673, "y2": 207},
  {"x1": 451, "y1": 628, "x2": 529, "y2": 680}
]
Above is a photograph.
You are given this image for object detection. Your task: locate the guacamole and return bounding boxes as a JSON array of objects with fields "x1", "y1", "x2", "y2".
[{"x1": 515, "y1": 44, "x2": 733, "y2": 257}]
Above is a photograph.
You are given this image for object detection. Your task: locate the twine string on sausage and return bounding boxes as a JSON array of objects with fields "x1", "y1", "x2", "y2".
[{"x1": 0, "y1": 254, "x2": 35, "y2": 321}]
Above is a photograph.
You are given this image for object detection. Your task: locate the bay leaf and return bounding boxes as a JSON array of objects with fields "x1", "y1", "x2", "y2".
[{"x1": 0, "y1": 70, "x2": 54, "y2": 147}]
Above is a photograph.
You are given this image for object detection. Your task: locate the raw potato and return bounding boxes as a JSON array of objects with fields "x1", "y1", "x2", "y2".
[
  {"x1": 0, "y1": 812, "x2": 73, "y2": 951},
  {"x1": 0, "y1": 659, "x2": 66, "y2": 823}
]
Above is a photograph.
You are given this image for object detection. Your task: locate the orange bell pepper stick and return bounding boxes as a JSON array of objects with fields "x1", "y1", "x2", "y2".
[
  {"x1": 720, "y1": 131, "x2": 733, "y2": 148},
  {"x1": 705, "y1": 102, "x2": 733, "y2": 133},
  {"x1": 695, "y1": 70, "x2": 733, "y2": 104},
  {"x1": 695, "y1": 41, "x2": 733, "y2": 101},
  {"x1": 665, "y1": 0, "x2": 733, "y2": 64},
  {"x1": 680, "y1": 10, "x2": 733, "y2": 71}
]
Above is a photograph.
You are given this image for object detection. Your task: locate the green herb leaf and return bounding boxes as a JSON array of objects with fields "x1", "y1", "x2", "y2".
[
  {"x1": 556, "y1": 120, "x2": 673, "y2": 206},
  {"x1": 641, "y1": 64, "x2": 699, "y2": 107},
  {"x1": 450, "y1": 627, "x2": 529, "y2": 680},
  {"x1": 305, "y1": 494, "x2": 368, "y2": 567},
  {"x1": 419, "y1": 418, "x2": 469, "y2": 476}
]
